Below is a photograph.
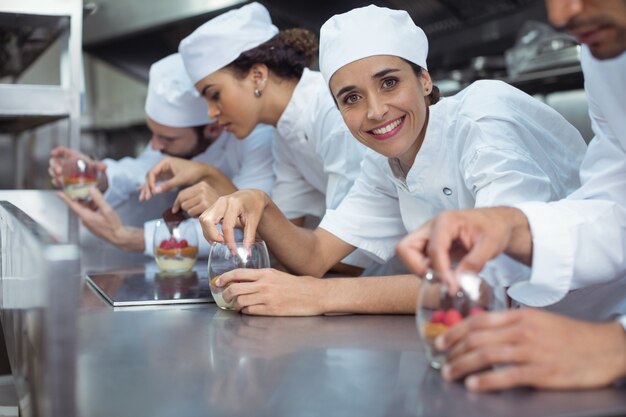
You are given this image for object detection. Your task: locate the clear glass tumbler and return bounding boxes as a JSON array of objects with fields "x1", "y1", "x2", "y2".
[
  {"x1": 417, "y1": 270, "x2": 506, "y2": 369},
  {"x1": 153, "y1": 219, "x2": 198, "y2": 273},
  {"x1": 208, "y1": 240, "x2": 270, "y2": 310},
  {"x1": 61, "y1": 157, "x2": 100, "y2": 201}
]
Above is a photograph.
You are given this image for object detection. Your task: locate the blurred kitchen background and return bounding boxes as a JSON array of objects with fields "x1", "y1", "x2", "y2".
[{"x1": 0, "y1": 0, "x2": 593, "y2": 190}]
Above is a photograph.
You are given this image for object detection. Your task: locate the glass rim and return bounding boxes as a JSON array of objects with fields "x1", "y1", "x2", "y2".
[{"x1": 209, "y1": 239, "x2": 266, "y2": 247}]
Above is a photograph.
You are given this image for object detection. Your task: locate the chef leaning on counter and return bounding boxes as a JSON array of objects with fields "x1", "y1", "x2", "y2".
[
  {"x1": 50, "y1": 53, "x2": 276, "y2": 256},
  {"x1": 396, "y1": 0, "x2": 626, "y2": 393},
  {"x1": 200, "y1": 5, "x2": 587, "y2": 316},
  {"x1": 173, "y1": 3, "x2": 376, "y2": 273}
]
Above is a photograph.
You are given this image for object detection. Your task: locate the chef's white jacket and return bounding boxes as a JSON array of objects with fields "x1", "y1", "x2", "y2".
[
  {"x1": 320, "y1": 80, "x2": 586, "y2": 280},
  {"x1": 505, "y1": 48, "x2": 626, "y2": 323},
  {"x1": 100, "y1": 124, "x2": 277, "y2": 257},
  {"x1": 273, "y1": 68, "x2": 366, "y2": 219}
]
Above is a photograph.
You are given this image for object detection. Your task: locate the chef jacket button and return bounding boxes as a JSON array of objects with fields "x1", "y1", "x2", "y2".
[{"x1": 443, "y1": 187, "x2": 452, "y2": 196}]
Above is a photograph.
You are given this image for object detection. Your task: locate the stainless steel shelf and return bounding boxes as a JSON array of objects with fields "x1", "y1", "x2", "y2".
[
  {"x1": 438, "y1": 62, "x2": 584, "y2": 97},
  {"x1": 0, "y1": 85, "x2": 72, "y2": 116},
  {"x1": 0, "y1": 0, "x2": 83, "y2": 188},
  {"x1": 504, "y1": 64, "x2": 584, "y2": 95},
  {"x1": 0, "y1": 85, "x2": 71, "y2": 132}
]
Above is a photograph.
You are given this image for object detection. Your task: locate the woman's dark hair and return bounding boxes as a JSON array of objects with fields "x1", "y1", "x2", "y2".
[
  {"x1": 226, "y1": 28, "x2": 318, "y2": 80},
  {"x1": 404, "y1": 59, "x2": 441, "y2": 105}
]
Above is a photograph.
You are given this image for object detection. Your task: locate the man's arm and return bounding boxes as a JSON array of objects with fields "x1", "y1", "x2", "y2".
[
  {"x1": 57, "y1": 188, "x2": 146, "y2": 252},
  {"x1": 104, "y1": 143, "x2": 163, "y2": 207},
  {"x1": 506, "y1": 49, "x2": 626, "y2": 304}
]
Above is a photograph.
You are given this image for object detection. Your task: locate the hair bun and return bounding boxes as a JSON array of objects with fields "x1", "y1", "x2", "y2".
[{"x1": 276, "y1": 28, "x2": 318, "y2": 67}]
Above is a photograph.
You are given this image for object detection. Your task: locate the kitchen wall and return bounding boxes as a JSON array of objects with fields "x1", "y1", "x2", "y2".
[
  {"x1": 0, "y1": 38, "x2": 150, "y2": 189},
  {"x1": 0, "y1": 23, "x2": 593, "y2": 190}
]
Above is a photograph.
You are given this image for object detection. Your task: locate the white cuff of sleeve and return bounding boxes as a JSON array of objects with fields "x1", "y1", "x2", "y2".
[
  {"x1": 194, "y1": 219, "x2": 211, "y2": 257},
  {"x1": 319, "y1": 214, "x2": 393, "y2": 264},
  {"x1": 507, "y1": 201, "x2": 574, "y2": 307},
  {"x1": 101, "y1": 160, "x2": 116, "y2": 202},
  {"x1": 619, "y1": 315, "x2": 626, "y2": 332},
  {"x1": 340, "y1": 249, "x2": 376, "y2": 269},
  {"x1": 143, "y1": 219, "x2": 157, "y2": 256}
]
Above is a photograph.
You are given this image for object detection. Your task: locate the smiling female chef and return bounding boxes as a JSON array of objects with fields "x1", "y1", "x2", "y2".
[{"x1": 200, "y1": 5, "x2": 588, "y2": 316}]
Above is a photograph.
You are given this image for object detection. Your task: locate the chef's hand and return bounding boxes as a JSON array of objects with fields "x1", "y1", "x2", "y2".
[
  {"x1": 140, "y1": 157, "x2": 212, "y2": 201},
  {"x1": 436, "y1": 308, "x2": 626, "y2": 392},
  {"x1": 49, "y1": 147, "x2": 107, "y2": 189},
  {"x1": 173, "y1": 182, "x2": 221, "y2": 217},
  {"x1": 214, "y1": 268, "x2": 327, "y2": 316},
  {"x1": 57, "y1": 188, "x2": 145, "y2": 252},
  {"x1": 396, "y1": 207, "x2": 531, "y2": 293},
  {"x1": 200, "y1": 189, "x2": 269, "y2": 245}
]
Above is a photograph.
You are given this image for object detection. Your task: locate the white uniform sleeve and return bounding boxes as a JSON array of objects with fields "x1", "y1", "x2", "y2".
[
  {"x1": 512, "y1": 200, "x2": 626, "y2": 306},
  {"x1": 464, "y1": 145, "x2": 560, "y2": 208},
  {"x1": 229, "y1": 124, "x2": 276, "y2": 194},
  {"x1": 271, "y1": 136, "x2": 326, "y2": 219},
  {"x1": 511, "y1": 48, "x2": 626, "y2": 306},
  {"x1": 312, "y1": 102, "x2": 366, "y2": 211},
  {"x1": 459, "y1": 119, "x2": 579, "y2": 289},
  {"x1": 319, "y1": 153, "x2": 406, "y2": 263},
  {"x1": 620, "y1": 315, "x2": 626, "y2": 332},
  {"x1": 103, "y1": 144, "x2": 163, "y2": 208}
]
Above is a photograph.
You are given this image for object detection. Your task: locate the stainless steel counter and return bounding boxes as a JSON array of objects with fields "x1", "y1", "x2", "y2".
[
  {"x1": 2, "y1": 191, "x2": 626, "y2": 417},
  {"x1": 75, "y1": 308, "x2": 626, "y2": 417}
]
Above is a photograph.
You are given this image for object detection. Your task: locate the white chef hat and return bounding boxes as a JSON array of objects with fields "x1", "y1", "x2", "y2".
[
  {"x1": 145, "y1": 53, "x2": 212, "y2": 127},
  {"x1": 319, "y1": 5, "x2": 428, "y2": 85},
  {"x1": 179, "y1": 2, "x2": 279, "y2": 85}
]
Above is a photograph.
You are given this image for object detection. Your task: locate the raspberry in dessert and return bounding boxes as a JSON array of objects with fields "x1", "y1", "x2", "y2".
[
  {"x1": 421, "y1": 308, "x2": 463, "y2": 368},
  {"x1": 155, "y1": 237, "x2": 198, "y2": 272},
  {"x1": 63, "y1": 172, "x2": 98, "y2": 200}
]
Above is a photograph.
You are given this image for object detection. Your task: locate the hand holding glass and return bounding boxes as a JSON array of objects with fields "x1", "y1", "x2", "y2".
[
  {"x1": 417, "y1": 270, "x2": 506, "y2": 369},
  {"x1": 208, "y1": 240, "x2": 270, "y2": 310},
  {"x1": 61, "y1": 157, "x2": 100, "y2": 201}
]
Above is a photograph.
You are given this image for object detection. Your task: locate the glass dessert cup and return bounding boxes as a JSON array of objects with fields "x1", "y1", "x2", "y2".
[
  {"x1": 61, "y1": 157, "x2": 100, "y2": 201},
  {"x1": 417, "y1": 270, "x2": 506, "y2": 370},
  {"x1": 208, "y1": 240, "x2": 270, "y2": 310},
  {"x1": 153, "y1": 220, "x2": 198, "y2": 273}
]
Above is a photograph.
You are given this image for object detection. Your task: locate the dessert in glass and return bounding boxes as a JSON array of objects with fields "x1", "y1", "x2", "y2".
[
  {"x1": 208, "y1": 240, "x2": 270, "y2": 310},
  {"x1": 61, "y1": 157, "x2": 100, "y2": 201},
  {"x1": 153, "y1": 219, "x2": 198, "y2": 273},
  {"x1": 417, "y1": 270, "x2": 506, "y2": 369}
]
